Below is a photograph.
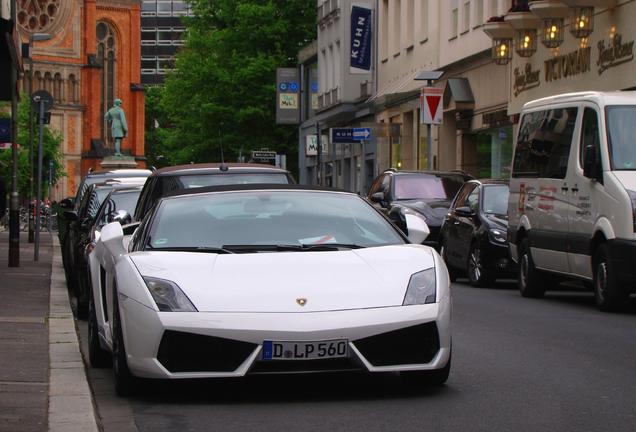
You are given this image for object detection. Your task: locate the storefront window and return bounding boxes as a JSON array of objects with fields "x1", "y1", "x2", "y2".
[{"x1": 475, "y1": 126, "x2": 513, "y2": 179}]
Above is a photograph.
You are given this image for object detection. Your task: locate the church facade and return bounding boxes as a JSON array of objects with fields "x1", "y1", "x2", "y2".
[{"x1": 17, "y1": 0, "x2": 146, "y2": 199}]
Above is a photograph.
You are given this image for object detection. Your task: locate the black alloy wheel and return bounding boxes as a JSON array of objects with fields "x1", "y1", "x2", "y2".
[
  {"x1": 467, "y1": 242, "x2": 493, "y2": 287},
  {"x1": 112, "y1": 287, "x2": 137, "y2": 396},
  {"x1": 593, "y1": 244, "x2": 628, "y2": 312},
  {"x1": 88, "y1": 288, "x2": 111, "y2": 368},
  {"x1": 517, "y1": 238, "x2": 546, "y2": 298},
  {"x1": 439, "y1": 239, "x2": 457, "y2": 282}
]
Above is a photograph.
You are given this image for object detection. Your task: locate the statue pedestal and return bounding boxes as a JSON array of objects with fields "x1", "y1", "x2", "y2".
[{"x1": 100, "y1": 155, "x2": 138, "y2": 169}]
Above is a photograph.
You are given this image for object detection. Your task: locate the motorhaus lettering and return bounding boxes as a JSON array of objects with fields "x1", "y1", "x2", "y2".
[
  {"x1": 514, "y1": 63, "x2": 540, "y2": 96},
  {"x1": 544, "y1": 47, "x2": 591, "y2": 83},
  {"x1": 597, "y1": 34, "x2": 634, "y2": 75}
]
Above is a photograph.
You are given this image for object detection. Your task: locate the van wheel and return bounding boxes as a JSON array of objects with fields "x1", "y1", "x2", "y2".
[
  {"x1": 518, "y1": 238, "x2": 545, "y2": 298},
  {"x1": 593, "y1": 244, "x2": 628, "y2": 312},
  {"x1": 439, "y1": 241, "x2": 457, "y2": 282}
]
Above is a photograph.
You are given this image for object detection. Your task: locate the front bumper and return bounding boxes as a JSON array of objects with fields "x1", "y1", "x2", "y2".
[
  {"x1": 118, "y1": 297, "x2": 452, "y2": 379},
  {"x1": 482, "y1": 239, "x2": 517, "y2": 277}
]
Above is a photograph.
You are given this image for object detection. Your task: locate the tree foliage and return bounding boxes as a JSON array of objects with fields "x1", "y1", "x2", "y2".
[
  {"x1": 151, "y1": 0, "x2": 316, "y2": 174},
  {"x1": 0, "y1": 100, "x2": 64, "y2": 200}
]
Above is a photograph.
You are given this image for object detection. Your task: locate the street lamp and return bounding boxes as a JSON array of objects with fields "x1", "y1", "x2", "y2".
[{"x1": 26, "y1": 32, "x2": 51, "y2": 243}]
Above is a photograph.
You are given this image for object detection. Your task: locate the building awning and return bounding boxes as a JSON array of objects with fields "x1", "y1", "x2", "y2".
[{"x1": 444, "y1": 77, "x2": 475, "y2": 112}]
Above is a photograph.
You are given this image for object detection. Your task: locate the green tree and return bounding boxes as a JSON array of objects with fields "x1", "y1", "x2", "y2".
[
  {"x1": 0, "y1": 99, "x2": 64, "y2": 200},
  {"x1": 155, "y1": 0, "x2": 316, "y2": 175}
]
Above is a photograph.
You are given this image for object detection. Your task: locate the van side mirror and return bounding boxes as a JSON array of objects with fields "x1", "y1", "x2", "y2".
[
  {"x1": 583, "y1": 145, "x2": 602, "y2": 182},
  {"x1": 454, "y1": 206, "x2": 474, "y2": 217},
  {"x1": 370, "y1": 192, "x2": 387, "y2": 207}
]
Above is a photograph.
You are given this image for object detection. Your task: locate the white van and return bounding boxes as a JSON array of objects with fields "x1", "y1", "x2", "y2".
[{"x1": 508, "y1": 91, "x2": 636, "y2": 312}]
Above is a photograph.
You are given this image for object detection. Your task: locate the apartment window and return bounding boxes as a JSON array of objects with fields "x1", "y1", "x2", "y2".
[
  {"x1": 381, "y1": 0, "x2": 388, "y2": 60},
  {"x1": 157, "y1": 1, "x2": 172, "y2": 16},
  {"x1": 406, "y1": 0, "x2": 414, "y2": 46},
  {"x1": 490, "y1": 0, "x2": 498, "y2": 18},
  {"x1": 67, "y1": 74, "x2": 78, "y2": 103},
  {"x1": 141, "y1": 28, "x2": 156, "y2": 46},
  {"x1": 451, "y1": 7, "x2": 458, "y2": 38},
  {"x1": 53, "y1": 73, "x2": 62, "y2": 102},
  {"x1": 141, "y1": 0, "x2": 156, "y2": 17},
  {"x1": 172, "y1": 1, "x2": 187, "y2": 16},
  {"x1": 141, "y1": 56, "x2": 157, "y2": 74},
  {"x1": 172, "y1": 27, "x2": 185, "y2": 45},
  {"x1": 319, "y1": 49, "x2": 326, "y2": 93},
  {"x1": 328, "y1": 44, "x2": 334, "y2": 90},
  {"x1": 157, "y1": 27, "x2": 172, "y2": 45},
  {"x1": 418, "y1": 0, "x2": 428, "y2": 42},
  {"x1": 475, "y1": 0, "x2": 484, "y2": 26},
  {"x1": 463, "y1": 1, "x2": 470, "y2": 33},
  {"x1": 157, "y1": 56, "x2": 174, "y2": 74},
  {"x1": 334, "y1": 40, "x2": 341, "y2": 89},
  {"x1": 392, "y1": 0, "x2": 401, "y2": 54}
]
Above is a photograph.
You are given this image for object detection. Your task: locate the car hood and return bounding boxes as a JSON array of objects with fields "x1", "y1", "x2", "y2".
[
  {"x1": 484, "y1": 213, "x2": 508, "y2": 228},
  {"x1": 396, "y1": 199, "x2": 451, "y2": 224},
  {"x1": 129, "y1": 245, "x2": 435, "y2": 313}
]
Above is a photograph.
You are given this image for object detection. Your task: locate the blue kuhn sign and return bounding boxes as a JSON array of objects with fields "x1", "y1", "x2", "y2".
[{"x1": 350, "y1": 5, "x2": 372, "y2": 73}]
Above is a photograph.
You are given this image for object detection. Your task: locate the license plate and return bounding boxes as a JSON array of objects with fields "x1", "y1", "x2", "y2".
[{"x1": 262, "y1": 339, "x2": 348, "y2": 360}]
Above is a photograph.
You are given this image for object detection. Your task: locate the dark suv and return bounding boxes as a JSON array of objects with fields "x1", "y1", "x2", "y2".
[
  {"x1": 133, "y1": 163, "x2": 295, "y2": 221},
  {"x1": 367, "y1": 169, "x2": 472, "y2": 247}
]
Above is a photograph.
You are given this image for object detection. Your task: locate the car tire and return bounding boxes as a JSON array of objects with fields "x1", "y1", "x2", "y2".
[
  {"x1": 439, "y1": 240, "x2": 458, "y2": 283},
  {"x1": 88, "y1": 289, "x2": 111, "y2": 368},
  {"x1": 112, "y1": 288, "x2": 137, "y2": 396},
  {"x1": 76, "y1": 270, "x2": 89, "y2": 320},
  {"x1": 518, "y1": 238, "x2": 546, "y2": 298},
  {"x1": 401, "y1": 354, "x2": 451, "y2": 388},
  {"x1": 467, "y1": 242, "x2": 493, "y2": 287},
  {"x1": 593, "y1": 244, "x2": 628, "y2": 312}
]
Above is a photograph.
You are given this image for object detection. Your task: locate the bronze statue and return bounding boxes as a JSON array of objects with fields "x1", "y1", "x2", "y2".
[{"x1": 104, "y1": 99, "x2": 128, "y2": 156}]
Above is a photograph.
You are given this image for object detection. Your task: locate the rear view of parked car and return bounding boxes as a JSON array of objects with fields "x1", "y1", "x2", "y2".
[{"x1": 440, "y1": 180, "x2": 515, "y2": 286}]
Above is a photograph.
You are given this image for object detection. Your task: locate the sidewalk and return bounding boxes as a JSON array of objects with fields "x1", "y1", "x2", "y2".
[{"x1": 0, "y1": 232, "x2": 99, "y2": 432}]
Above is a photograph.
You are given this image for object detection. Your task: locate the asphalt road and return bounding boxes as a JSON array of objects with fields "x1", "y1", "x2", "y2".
[{"x1": 79, "y1": 280, "x2": 636, "y2": 432}]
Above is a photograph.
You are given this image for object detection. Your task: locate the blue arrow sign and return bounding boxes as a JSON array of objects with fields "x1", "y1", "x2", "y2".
[{"x1": 331, "y1": 127, "x2": 372, "y2": 143}]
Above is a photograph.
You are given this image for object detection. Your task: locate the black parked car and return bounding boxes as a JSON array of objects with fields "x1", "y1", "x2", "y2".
[
  {"x1": 367, "y1": 169, "x2": 472, "y2": 247},
  {"x1": 66, "y1": 179, "x2": 146, "y2": 317},
  {"x1": 439, "y1": 179, "x2": 515, "y2": 286},
  {"x1": 134, "y1": 163, "x2": 295, "y2": 221},
  {"x1": 58, "y1": 169, "x2": 150, "y2": 291}
]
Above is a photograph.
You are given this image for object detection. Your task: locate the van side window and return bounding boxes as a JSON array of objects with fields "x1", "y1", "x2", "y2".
[
  {"x1": 512, "y1": 107, "x2": 578, "y2": 179},
  {"x1": 580, "y1": 108, "x2": 600, "y2": 168}
]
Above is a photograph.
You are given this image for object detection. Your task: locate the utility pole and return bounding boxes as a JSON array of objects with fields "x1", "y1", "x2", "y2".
[{"x1": 8, "y1": 0, "x2": 20, "y2": 267}]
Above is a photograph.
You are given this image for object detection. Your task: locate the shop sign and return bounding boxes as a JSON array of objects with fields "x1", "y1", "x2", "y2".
[
  {"x1": 544, "y1": 47, "x2": 591, "y2": 83},
  {"x1": 597, "y1": 34, "x2": 634, "y2": 75},
  {"x1": 482, "y1": 110, "x2": 510, "y2": 128},
  {"x1": 513, "y1": 63, "x2": 541, "y2": 96}
]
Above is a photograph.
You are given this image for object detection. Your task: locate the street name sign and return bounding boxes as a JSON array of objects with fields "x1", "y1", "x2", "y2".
[
  {"x1": 330, "y1": 127, "x2": 372, "y2": 144},
  {"x1": 420, "y1": 87, "x2": 444, "y2": 125}
]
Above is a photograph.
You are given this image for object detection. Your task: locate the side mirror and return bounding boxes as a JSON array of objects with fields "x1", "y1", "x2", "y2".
[
  {"x1": 100, "y1": 221, "x2": 126, "y2": 259},
  {"x1": 454, "y1": 206, "x2": 474, "y2": 217},
  {"x1": 583, "y1": 145, "x2": 602, "y2": 181},
  {"x1": 63, "y1": 210, "x2": 78, "y2": 221},
  {"x1": 59, "y1": 197, "x2": 75, "y2": 210},
  {"x1": 388, "y1": 206, "x2": 408, "y2": 234},
  {"x1": 405, "y1": 213, "x2": 430, "y2": 244},
  {"x1": 370, "y1": 192, "x2": 387, "y2": 206},
  {"x1": 107, "y1": 210, "x2": 132, "y2": 225}
]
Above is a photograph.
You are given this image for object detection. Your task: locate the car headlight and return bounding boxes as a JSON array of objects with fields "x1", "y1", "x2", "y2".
[
  {"x1": 143, "y1": 276, "x2": 197, "y2": 312},
  {"x1": 488, "y1": 228, "x2": 507, "y2": 244},
  {"x1": 403, "y1": 268, "x2": 436, "y2": 305}
]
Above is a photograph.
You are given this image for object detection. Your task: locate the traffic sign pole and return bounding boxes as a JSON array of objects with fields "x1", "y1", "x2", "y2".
[{"x1": 34, "y1": 100, "x2": 44, "y2": 261}]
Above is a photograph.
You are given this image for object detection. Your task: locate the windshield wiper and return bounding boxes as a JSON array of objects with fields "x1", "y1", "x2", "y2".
[
  {"x1": 146, "y1": 246, "x2": 235, "y2": 254},
  {"x1": 222, "y1": 243, "x2": 366, "y2": 252}
]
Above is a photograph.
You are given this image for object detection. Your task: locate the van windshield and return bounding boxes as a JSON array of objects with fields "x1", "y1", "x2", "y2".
[{"x1": 607, "y1": 106, "x2": 636, "y2": 170}]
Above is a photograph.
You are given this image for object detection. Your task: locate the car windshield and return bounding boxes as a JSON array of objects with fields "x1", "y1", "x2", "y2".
[
  {"x1": 394, "y1": 174, "x2": 464, "y2": 200},
  {"x1": 168, "y1": 173, "x2": 290, "y2": 189},
  {"x1": 97, "y1": 190, "x2": 141, "y2": 226},
  {"x1": 146, "y1": 190, "x2": 404, "y2": 251},
  {"x1": 607, "y1": 106, "x2": 636, "y2": 170},
  {"x1": 482, "y1": 185, "x2": 509, "y2": 215}
]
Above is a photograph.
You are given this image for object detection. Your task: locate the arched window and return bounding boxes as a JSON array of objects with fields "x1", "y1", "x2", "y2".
[
  {"x1": 96, "y1": 21, "x2": 117, "y2": 141},
  {"x1": 44, "y1": 72, "x2": 53, "y2": 93},
  {"x1": 68, "y1": 74, "x2": 78, "y2": 103},
  {"x1": 53, "y1": 73, "x2": 63, "y2": 102},
  {"x1": 34, "y1": 71, "x2": 42, "y2": 92}
]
